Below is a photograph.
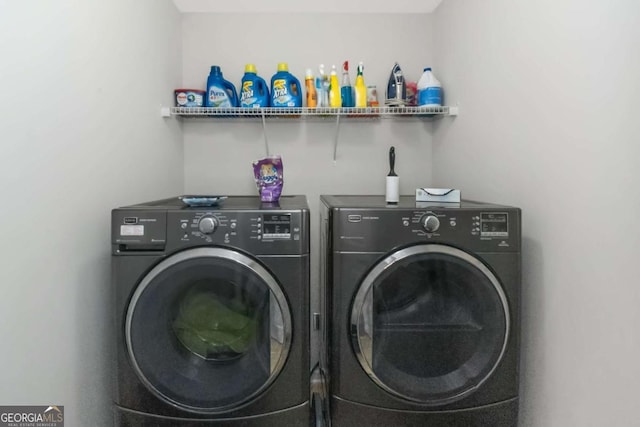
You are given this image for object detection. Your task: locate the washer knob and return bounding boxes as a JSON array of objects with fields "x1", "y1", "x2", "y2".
[
  {"x1": 422, "y1": 215, "x2": 440, "y2": 233},
  {"x1": 198, "y1": 216, "x2": 219, "y2": 234}
]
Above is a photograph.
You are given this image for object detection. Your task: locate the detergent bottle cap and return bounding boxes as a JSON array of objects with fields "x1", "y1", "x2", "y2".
[
  {"x1": 306, "y1": 68, "x2": 314, "y2": 79},
  {"x1": 424, "y1": 67, "x2": 432, "y2": 72},
  {"x1": 210, "y1": 65, "x2": 222, "y2": 76},
  {"x1": 277, "y1": 63, "x2": 289, "y2": 72},
  {"x1": 245, "y1": 64, "x2": 257, "y2": 73}
]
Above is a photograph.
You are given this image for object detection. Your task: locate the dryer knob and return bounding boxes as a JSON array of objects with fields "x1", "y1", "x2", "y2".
[
  {"x1": 422, "y1": 215, "x2": 440, "y2": 233},
  {"x1": 198, "y1": 216, "x2": 219, "y2": 234}
]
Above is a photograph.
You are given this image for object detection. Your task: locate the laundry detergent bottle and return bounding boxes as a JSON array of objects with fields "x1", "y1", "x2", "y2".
[
  {"x1": 271, "y1": 63, "x2": 302, "y2": 107},
  {"x1": 205, "y1": 65, "x2": 238, "y2": 108},
  {"x1": 240, "y1": 64, "x2": 269, "y2": 108}
]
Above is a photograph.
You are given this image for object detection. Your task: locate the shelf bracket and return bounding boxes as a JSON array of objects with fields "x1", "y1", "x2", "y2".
[
  {"x1": 261, "y1": 110, "x2": 270, "y2": 156},
  {"x1": 332, "y1": 112, "x2": 341, "y2": 162}
]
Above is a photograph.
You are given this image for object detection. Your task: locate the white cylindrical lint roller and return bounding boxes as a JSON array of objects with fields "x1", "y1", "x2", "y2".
[
  {"x1": 386, "y1": 146, "x2": 399, "y2": 204},
  {"x1": 386, "y1": 176, "x2": 399, "y2": 204}
]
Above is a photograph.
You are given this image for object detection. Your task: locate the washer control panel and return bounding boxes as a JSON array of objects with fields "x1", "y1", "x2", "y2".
[{"x1": 166, "y1": 210, "x2": 305, "y2": 254}]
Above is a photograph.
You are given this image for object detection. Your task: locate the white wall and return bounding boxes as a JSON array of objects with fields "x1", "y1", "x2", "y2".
[
  {"x1": 0, "y1": 1, "x2": 183, "y2": 425},
  {"x1": 433, "y1": 1, "x2": 640, "y2": 425},
  {"x1": 4, "y1": 2, "x2": 634, "y2": 424},
  {"x1": 181, "y1": 12, "x2": 436, "y2": 362}
]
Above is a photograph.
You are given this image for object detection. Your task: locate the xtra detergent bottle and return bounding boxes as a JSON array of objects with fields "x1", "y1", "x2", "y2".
[
  {"x1": 205, "y1": 65, "x2": 238, "y2": 108},
  {"x1": 270, "y1": 63, "x2": 302, "y2": 107},
  {"x1": 240, "y1": 64, "x2": 269, "y2": 108}
]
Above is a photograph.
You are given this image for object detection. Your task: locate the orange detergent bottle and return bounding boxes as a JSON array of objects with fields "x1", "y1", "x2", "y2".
[{"x1": 305, "y1": 69, "x2": 317, "y2": 108}]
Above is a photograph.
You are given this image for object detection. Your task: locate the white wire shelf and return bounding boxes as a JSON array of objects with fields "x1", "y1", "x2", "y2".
[
  {"x1": 170, "y1": 105, "x2": 457, "y2": 118},
  {"x1": 165, "y1": 104, "x2": 459, "y2": 162}
]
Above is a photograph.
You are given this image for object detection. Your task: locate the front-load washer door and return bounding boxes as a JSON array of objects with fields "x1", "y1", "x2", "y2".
[
  {"x1": 350, "y1": 244, "x2": 509, "y2": 406},
  {"x1": 125, "y1": 247, "x2": 292, "y2": 414}
]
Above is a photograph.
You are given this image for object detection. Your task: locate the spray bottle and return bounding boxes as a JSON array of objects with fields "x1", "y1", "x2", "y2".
[
  {"x1": 341, "y1": 61, "x2": 354, "y2": 107},
  {"x1": 354, "y1": 61, "x2": 367, "y2": 108},
  {"x1": 316, "y1": 64, "x2": 329, "y2": 108}
]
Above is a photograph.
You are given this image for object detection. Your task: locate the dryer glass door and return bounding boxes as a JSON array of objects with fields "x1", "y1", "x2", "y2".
[
  {"x1": 351, "y1": 244, "x2": 509, "y2": 405},
  {"x1": 125, "y1": 247, "x2": 292, "y2": 413}
]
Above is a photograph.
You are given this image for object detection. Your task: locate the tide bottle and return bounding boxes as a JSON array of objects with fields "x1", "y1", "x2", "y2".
[
  {"x1": 240, "y1": 64, "x2": 269, "y2": 108},
  {"x1": 205, "y1": 65, "x2": 238, "y2": 108},
  {"x1": 305, "y1": 69, "x2": 317, "y2": 108},
  {"x1": 270, "y1": 63, "x2": 302, "y2": 107}
]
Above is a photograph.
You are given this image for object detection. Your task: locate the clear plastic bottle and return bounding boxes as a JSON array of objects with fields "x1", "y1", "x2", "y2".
[{"x1": 316, "y1": 64, "x2": 330, "y2": 108}]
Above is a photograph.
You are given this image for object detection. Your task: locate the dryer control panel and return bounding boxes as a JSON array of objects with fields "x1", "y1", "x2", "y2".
[{"x1": 334, "y1": 208, "x2": 520, "y2": 253}]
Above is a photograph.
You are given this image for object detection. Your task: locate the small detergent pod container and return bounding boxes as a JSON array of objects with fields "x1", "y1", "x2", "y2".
[
  {"x1": 240, "y1": 64, "x2": 270, "y2": 108},
  {"x1": 252, "y1": 155, "x2": 284, "y2": 202},
  {"x1": 205, "y1": 65, "x2": 238, "y2": 108},
  {"x1": 271, "y1": 63, "x2": 302, "y2": 107}
]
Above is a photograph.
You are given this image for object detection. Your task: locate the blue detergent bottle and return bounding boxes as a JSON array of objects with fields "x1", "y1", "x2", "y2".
[
  {"x1": 270, "y1": 63, "x2": 302, "y2": 107},
  {"x1": 240, "y1": 64, "x2": 270, "y2": 108},
  {"x1": 205, "y1": 65, "x2": 238, "y2": 108}
]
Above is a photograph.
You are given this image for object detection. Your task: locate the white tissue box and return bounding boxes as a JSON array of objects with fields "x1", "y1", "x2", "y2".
[{"x1": 416, "y1": 188, "x2": 461, "y2": 203}]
